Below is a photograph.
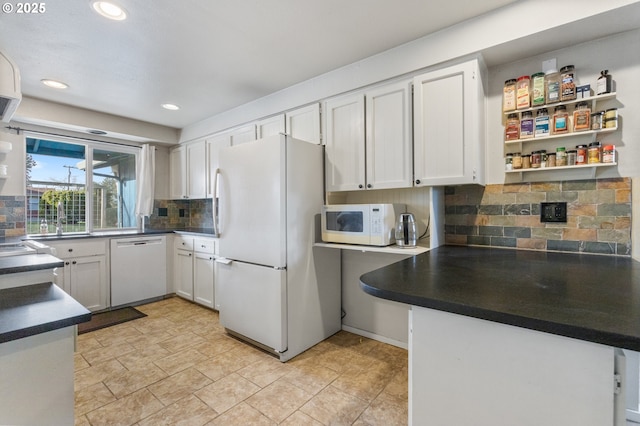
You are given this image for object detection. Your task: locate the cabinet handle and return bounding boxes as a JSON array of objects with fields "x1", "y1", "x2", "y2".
[
  {"x1": 68, "y1": 248, "x2": 73, "y2": 252},
  {"x1": 367, "y1": 184, "x2": 372, "y2": 188},
  {"x1": 72, "y1": 261, "x2": 77, "y2": 265},
  {"x1": 358, "y1": 184, "x2": 363, "y2": 189},
  {"x1": 415, "y1": 179, "x2": 421, "y2": 185},
  {"x1": 65, "y1": 261, "x2": 70, "y2": 265}
]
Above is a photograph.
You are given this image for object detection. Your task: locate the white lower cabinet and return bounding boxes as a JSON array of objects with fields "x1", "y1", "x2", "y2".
[
  {"x1": 173, "y1": 235, "x2": 217, "y2": 309},
  {"x1": 48, "y1": 239, "x2": 109, "y2": 312}
]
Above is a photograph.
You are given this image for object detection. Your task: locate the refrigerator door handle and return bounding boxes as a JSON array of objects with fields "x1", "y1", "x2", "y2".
[{"x1": 212, "y1": 168, "x2": 220, "y2": 237}]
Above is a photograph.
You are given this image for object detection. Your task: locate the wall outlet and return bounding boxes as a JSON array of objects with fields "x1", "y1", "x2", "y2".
[{"x1": 540, "y1": 202, "x2": 567, "y2": 223}]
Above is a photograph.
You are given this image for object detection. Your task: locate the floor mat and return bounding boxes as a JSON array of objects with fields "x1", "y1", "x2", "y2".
[{"x1": 77, "y1": 306, "x2": 147, "y2": 334}]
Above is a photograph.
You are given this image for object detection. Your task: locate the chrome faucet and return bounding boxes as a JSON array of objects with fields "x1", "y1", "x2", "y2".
[{"x1": 56, "y1": 201, "x2": 65, "y2": 236}]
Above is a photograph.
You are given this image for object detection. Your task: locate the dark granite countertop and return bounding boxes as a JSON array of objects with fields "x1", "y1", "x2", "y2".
[
  {"x1": 0, "y1": 254, "x2": 64, "y2": 275},
  {"x1": 360, "y1": 245, "x2": 640, "y2": 351},
  {"x1": 24, "y1": 227, "x2": 215, "y2": 243},
  {"x1": 0, "y1": 282, "x2": 91, "y2": 343}
]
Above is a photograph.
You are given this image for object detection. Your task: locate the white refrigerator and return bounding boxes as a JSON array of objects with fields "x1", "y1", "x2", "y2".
[{"x1": 214, "y1": 134, "x2": 341, "y2": 362}]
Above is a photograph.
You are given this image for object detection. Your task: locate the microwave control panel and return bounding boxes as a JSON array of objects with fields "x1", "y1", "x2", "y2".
[{"x1": 370, "y1": 208, "x2": 382, "y2": 233}]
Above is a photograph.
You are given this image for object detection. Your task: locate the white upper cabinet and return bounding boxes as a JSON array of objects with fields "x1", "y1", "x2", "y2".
[
  {"x1": 169, "y1": 145, "x2": 187, "y2": 199},
  {"x1": 257, "y1": 115, "x2": 285, "y2": 139},
  {"x1": 324, "y1": 93, "x2": 366, "y2": 191},
  {"x1": 413, "y1": 57, "x2": 486, "y2": 186},
  {"x1": 186, "y1": 141, "x2": 206, "y2": 199},
  {"x1": 206, "y1": 133, "x2": 231, "y2": 198},
  {"x1": 324, "y1": 80, "x2": 413, "y2": 192},
  {"x1": 286, "y1": 103, "x2": 321, "y2": 144},
  {"x1": 229, "y1": 124, "x2": 257, "y2": 145},
  {"x1": 365, "y1": 81, "x2": 413, "y2": 190}
]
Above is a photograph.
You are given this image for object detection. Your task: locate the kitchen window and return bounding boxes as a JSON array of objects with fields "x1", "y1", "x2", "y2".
[{"x1": 26, "y1": 135, "x2": 138, "y2": 235}]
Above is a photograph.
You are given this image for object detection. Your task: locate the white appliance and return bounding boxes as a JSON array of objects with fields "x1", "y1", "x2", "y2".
[
  {"x1": 0, "y1": 51, "x2": 21, "y2": 122},
  {"x1": 321, "y1": 203, "x2": 405, "y2": 246},
  {"x1": 110, "y1": 236, "x2": 167, "y2": 306},
  {"x1": 214, "y1": 134, "x2": 341, "y2": 362}
]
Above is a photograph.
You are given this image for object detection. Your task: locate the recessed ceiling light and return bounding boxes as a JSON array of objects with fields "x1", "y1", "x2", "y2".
[
  {"x1": 87, "y1": 129, "x2": 107, "y2": 135},
  {"x1": 92, "y1": 1, "x2": 127, "y2": 21},
  {"x1": 162, "y1": 103, "x2": 180, "y2": 111},
  {"x1": 41, "y1": 79, "x2": 69, "y2": 89}
]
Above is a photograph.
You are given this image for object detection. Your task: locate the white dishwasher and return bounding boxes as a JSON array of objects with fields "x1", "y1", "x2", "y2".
[{"x1": 110, "y1": 236, "x2": 167, "y2": 307}]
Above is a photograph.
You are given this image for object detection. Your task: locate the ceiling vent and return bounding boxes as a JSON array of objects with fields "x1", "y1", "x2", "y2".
[{"x1": 0, "y1": 51, "x2": 21, "y2": 123}]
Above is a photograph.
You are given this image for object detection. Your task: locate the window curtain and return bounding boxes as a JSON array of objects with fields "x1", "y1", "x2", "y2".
[{"x1": 135, "y1": 144, "x2": 155, "y2": 226}]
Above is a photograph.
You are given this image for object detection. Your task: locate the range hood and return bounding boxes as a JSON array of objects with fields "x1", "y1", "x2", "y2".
[{"x1": 0, "y1": 51, "x2": 21, "y2": 123}]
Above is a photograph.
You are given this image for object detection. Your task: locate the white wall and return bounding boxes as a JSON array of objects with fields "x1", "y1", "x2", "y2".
[
  {"x1": 487, "y1": 29, "x2": 640, "y2": 184},
  {"x1": 0, "y1": 129, "x2": 25, "y2": 196}
]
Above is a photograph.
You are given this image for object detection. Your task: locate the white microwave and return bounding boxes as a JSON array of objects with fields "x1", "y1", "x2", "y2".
[{"x1": 321, "y1": 203, "x2": 405, "y2": 246}]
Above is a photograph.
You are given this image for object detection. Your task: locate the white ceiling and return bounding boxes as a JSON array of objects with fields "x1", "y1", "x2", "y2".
[{"x1": 0, "y1": 0, "x2": 517, "y2": 129}]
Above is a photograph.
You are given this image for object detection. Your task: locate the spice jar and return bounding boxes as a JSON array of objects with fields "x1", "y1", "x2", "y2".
[
  {"x1": 531, "y1": 150, "x2": 542, "y2": 168},
  {"x1": 512, "y1": 152, "x2": 523, "y2": 169},
  {"x1": 552, "y1": 105, "x2": 569, "y2": 134},
  {"x1": 547, "y1": 152, "x2": 556, "y2": 167},
  {"x1": 573, "y1": 102, "x2": 591, "y2": 132},
  {"x1": 567, "y1": 149, "x2": 577, "y2": 165},
  {"x1": 556, "y1": 147, "x2": 567, "y2": 167},
  {"x1": 522, "y1": 154, "x2": 531, "y2": 169},
  {"x1": 520, "y1": 110, "x2": 534, "y2": 139},
  {"x1": 503, "y1": 79, "x2": 517, "y2": 112},
  {"x1": 591, "y1": 111, "x2": 604, "y2": 130},
  {"x1": 535, "y1": 108, "x2": 550, "y2": 137},
  {"x1": 604, "y1": 108, "x2": 618, "y2": 129},
  {"x1": 560, "y1": 65, "x2": 577, "y2": 102},
  {"x1": 531, "y1": 72, "x2": 546, "y2": 106},
  {"x1": 588, "y1": 142, "x2": 601, "y2": 164},
  {"x1": 516, "y1": 75, "x2": 531, "y2": 109},
  {"x1": 597, "y1": 70, "x2": 612, "y2": 95},
  {"x1": 505, "y1": 153, "x2": 513, "y2": 171},
  {"x1": 602, "y1": 145, "x2": 615, "y2": 163},
  {"x1": 545, "y1": 69, "x2": 561, "y2": 104},
  {"x1": 540, "y1": 150, "x2": 547, "y2": 168},
  {"x1": 576, "y1": 145, "x2": 588, "y2": 165},
  {"x1": 505, "y1": 113, "x2": 520, "y2": 140}
]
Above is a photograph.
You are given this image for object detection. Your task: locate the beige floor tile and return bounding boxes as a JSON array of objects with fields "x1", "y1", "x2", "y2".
[
  {"x1": 154, "y1": 347, "x2": 208, "y2": 375},
  {"x1": 137, "y1": 394, "x2": 218, "y2": 426},
  {"x1": 76, "y1": 335, "x2": 103, "y2": 352},
  {"x1": 104, "y1": 363, "x2": 168, "y2": 398},
  {"x1": 246, "y1": 379, "x2": 312, "y2": 423},
  {"x1": 281, "y1": 362, "x2": 339, "y2": 395},
  {"x1": 75, "y1": 382, "x2": 117, "y2": 416},
  {"x1": 91, "y1": 324, "x2": 144, "y2": 347},
  {"x1": 382, "y1": 367, "x2": 409, "y2": 403},
  {"x1": 331, "y1": 361, "x2": 396, "y2": 403},
  {"x1": 74, "y1": 414, "x2": 91, "y2": 426},
  {"x1": 116, "y1": 343, "x2": 172, "y2": 370},
  {"x1": 237, "y1": 357, "x2": 292, "y2": 388},
  {"x1": 82, "y1": 341, "x2": 136, "y2": 366},
  {"x1": 353, "y1": 392, "x2": 408, "y2": 425},
  {"x1": 126, "y1": 329, "x2": 175, "y2": 350},
  {"x1": 206, "y1": 402, "x2": 275, "y2": 425},
  {"x1": 192, "y1": 334, "x2": 244, "y2": 358},
  {"x1": 75, "y1": 359, "x2": 127, "y2": 392},
  {"x1": 75, "y1": 352, "x2": 90, "y2": 371},
  {"x1": 195, "y1": 373, "x2": 261, "y2": 414},
  {"x1": 85, "y1": 388, "x2": 164, "y2": 426},
  {"x1": 280, "y1": 410, "x2": 324, "y2": 425},
  {"x1": 159, "y1": 331, "x2": 208, "y2": 353},
  {"x1": 300, "y1": 385, "x2": 368, "y2": 425},
  {"x1": 195, "y1": 346, "x2": 269, "y2": 381},
  {"x1": 147, "y1": 367, "x2": 212, "y2": 406}
]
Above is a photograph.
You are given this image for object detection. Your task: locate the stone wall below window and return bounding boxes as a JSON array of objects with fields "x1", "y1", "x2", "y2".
[
  {"x1": 445, "y1": 178, "x2": 632, "y2": 256},
  {"x1": 0, "y1": 196, "x2": 26, "y2": 239}
]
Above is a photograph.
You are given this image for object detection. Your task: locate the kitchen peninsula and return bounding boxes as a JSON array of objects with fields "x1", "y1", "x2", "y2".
[
  {"x1": 360, "y1": 245, "x2": 640, "y2": 425},
  {"x1": 0, "y1": 250, "x2": 91, "y2": 425}
]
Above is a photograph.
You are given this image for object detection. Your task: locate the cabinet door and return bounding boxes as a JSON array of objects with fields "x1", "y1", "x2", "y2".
[
  {"x1": 70, "y1": 255, "x2": 108, "y2": 312},
  {"x1": 193, "y1": 252, "x2": 215, "y2": 308},
  {"x1": 286, "y1": 103, "x2": 321, "y2": 144},
  {"x1": 256, "y1": 115, "x2": 285, "y2": 139},
  {"x1": 186, "y1": 141, "x2": 206, "y2": 199},
  {"x1": 206, "y1": 134, "x2": 231, "y2": 198},
  {"x1": 169, "y1": 145, "x2": 187, "y2": 199},
  {"x1": 413, "y1": 59, "x2": 485, "y2": 186},
  {"x1": 174, "y1": 249, "x2": 193, "y2": 300},
  {"x1": 229, "y1": 124, "x2": 257, "y2": 145},
  {"x1": 323, "y1": 93, "x2": 365, "y2": 191},
  {"x1": 365, "y1": 81, "x2": 413, "y2": 190}
]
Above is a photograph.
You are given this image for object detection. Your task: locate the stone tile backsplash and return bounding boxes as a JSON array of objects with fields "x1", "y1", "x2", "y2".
[
  {"x1": 148, "y1": 199, "x2": 213, "y2": 230},
  {"x1": 445, "y1": 178, "x2": 632, "y2": 256},
  {"x1": 0, "y1": 196, "x2": 26, "y2": 239}
]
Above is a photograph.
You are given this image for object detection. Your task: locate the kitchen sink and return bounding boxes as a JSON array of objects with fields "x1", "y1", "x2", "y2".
[{"x1": 0, "y1": 242, "x2": 36, "y2": 257}]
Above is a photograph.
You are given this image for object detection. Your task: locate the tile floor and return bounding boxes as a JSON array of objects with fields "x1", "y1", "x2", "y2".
[{"x1": 74, "y1": 297, "x2": 408, "y2": 425}]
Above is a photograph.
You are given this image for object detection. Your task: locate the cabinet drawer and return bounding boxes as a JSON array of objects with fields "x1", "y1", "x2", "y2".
[
  {"x1": 48, "y1": 239, "x2": 107, "y2": 259},
  {"x1": 194, "y1": 238, "x2": 216, "y2": 254},
  {"x1": 174, "y1": 236, "x2": 194, "y2": 251}
]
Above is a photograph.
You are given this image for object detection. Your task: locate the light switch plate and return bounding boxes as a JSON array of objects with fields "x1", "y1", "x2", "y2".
[
  {"x1": 542, "y1": 58, "x2": 557, "y2": 73},
  {"x1": 540, "y1": 202, "x2": 567, "y2": 223}
]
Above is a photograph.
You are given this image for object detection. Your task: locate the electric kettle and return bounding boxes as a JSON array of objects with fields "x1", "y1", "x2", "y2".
[{"x1": 395, "y1": 213, "x2": 417, "y2": 248}]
